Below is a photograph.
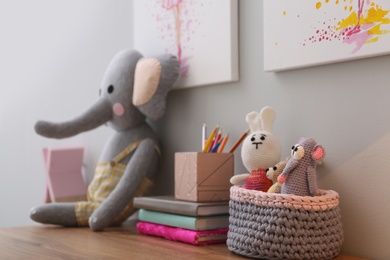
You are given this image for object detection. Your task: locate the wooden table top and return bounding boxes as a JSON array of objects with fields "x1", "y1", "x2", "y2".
[{"x1": 0, "y1": 219, "x2": 367, "y2": 259}]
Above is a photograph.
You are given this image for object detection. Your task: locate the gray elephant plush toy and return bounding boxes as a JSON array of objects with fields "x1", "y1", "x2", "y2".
[
  {"x1": 277, "y1": 137, "x2": 325, "y2": 196},
  {"x1": 30, "y1": 49, "x2": 179, "y2": 231}
]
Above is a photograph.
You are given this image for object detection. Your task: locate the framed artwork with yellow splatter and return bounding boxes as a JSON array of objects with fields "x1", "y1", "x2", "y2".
[
  {"x1": 133, "y1": 0, "x2": 239, "y2": 89},
  {"x1": 264, "y1": 0, "x2": 390, "y2": 71}
]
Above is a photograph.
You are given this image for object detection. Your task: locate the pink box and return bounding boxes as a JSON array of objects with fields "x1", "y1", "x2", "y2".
[{"x1": 174, "y1": 152, "x2": 234, "y2": 202}]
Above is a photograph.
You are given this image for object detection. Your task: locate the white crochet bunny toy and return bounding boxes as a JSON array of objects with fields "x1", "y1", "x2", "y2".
[{"x1": 230, "y1": 106, "x2": 282, "y2": 192}]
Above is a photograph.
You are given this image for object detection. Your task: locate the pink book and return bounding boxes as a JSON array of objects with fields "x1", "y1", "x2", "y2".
[
  {"x1": 136, "y1": 221, "x2": 228, "y2": 246},
  {"x1": 43, "y1": 147, "x2": 87, "y2": 203}
]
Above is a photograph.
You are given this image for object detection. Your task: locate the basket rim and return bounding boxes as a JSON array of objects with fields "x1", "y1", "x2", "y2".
[{"x1": 230, "y1": 185, "x2": 339, "y2": 211}]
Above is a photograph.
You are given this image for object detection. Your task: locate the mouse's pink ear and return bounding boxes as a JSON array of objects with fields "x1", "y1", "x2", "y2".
[{"x1": 312, "y1": 145, "x2": 325, "y2": 161}]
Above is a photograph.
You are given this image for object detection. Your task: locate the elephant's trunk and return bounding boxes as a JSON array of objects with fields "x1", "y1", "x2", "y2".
[{"x1": 35, "y1": 98, "x2": 112, "y2": 139}]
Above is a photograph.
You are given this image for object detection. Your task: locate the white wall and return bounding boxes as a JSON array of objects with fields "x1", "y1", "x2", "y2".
[
  {"x1": 0, "y1": 0, "x2": 132, "y2": 227},
  {"x1": 1, "y1": 1, "x2": 389, "y2": 259},
  {"x1": 153, "y1": 2, "x2": 390, "y2": 259}
]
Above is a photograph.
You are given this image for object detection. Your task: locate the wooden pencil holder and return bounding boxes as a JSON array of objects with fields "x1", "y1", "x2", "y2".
[
  {"x1": 227, "y1": 186, "x2": 344, "y2": 259},
  {"x1": 174, "y1": 152, "x2": 234, "y2": 202}
]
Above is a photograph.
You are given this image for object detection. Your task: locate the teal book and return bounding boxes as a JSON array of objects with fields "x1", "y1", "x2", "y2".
[{"x1": 137, "y1": 209, "x2": 229, "y2": 231}]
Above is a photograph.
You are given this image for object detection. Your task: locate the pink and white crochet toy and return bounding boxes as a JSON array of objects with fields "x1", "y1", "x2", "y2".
[{"x1": 230, "y1": 106, "x2": 282, "y2": 192}]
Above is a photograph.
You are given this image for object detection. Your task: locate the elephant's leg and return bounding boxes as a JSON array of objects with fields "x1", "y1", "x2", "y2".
[
  {"x1": 30, "y1": 203, "x2": 78, "y2": 227},
  {"x1": 89, "y1": 138, "x2": 158, "y2": 231}
]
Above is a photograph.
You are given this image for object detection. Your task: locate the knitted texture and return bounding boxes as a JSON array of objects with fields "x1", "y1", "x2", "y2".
[
  {"x1": 243, "y1": 168, "x2": 273, "y2": 192},
  {"x1": 281, "y1": 158, "x2": 314, "y2": 196},
  {"x1": 267, "y1": 181, "x2": 282, "y2": 193},
  {"x1": 241, "y1": 107, "x2": 281, "y2": 173},
  {"x1": 280, "y1": 138, "x2": 325, "y2": 197},
  {"x1": 267, "y1": 159, "x2": 288, "y2": 193},
  {"x1": 227, "y1": 186, "x2": 343, "y2": 260}
]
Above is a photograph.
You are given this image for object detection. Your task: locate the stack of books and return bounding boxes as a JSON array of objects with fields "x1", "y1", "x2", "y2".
[{"x1": 134, "y1": 195, "x2": 230, "y2": 246}]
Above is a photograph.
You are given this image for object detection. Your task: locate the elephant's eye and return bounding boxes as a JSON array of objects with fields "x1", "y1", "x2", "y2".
[{"x1": 107, "y1": 85, "x2": 114, "y2": 94}]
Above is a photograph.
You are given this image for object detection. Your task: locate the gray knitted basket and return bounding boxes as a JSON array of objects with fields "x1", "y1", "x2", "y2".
[{"x1": 227, "y1": 186, "x2": 343, "y2": 260}]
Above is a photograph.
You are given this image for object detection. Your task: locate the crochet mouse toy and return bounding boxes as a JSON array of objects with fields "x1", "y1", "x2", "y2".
[
  {"x1": 230, "y1": 106, "x2": 282, "y2": 192},
  {"x1": 266, "y1": 157, "x2": 289, "y2": 193},
  {"x1": 278, "y1": 137, "x2": 325, "y2": 196},
  {"x1": 30, "y1": 49, "x2": 179, "y2": 231}
]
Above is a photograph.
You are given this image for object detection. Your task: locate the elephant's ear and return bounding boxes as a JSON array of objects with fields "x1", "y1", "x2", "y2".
[
  {"x1": 133, "y1": 58, "x2": 161, "y2": 107},
  {"x1": 133, "y1": 54, "x2": 180, "y2": 121}
]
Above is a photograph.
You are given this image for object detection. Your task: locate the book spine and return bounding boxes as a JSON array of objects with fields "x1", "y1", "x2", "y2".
[
  {"x1": 138, "y1": 209, "x2": 198, "y2": 230},
  {"x1": 136, "y1": 222, "x2": 227, "y2": 246},
  {"x1": 134, "y1": 200, "x2": 197, "y2": 216}
]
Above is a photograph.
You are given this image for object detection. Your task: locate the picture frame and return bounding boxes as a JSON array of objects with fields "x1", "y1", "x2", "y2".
[
  {"x1": 264, "y1": 0, "x2": 390, "y2": 72},
  {"x1": 133, "y1": 0, "x2": 239, "y2": 89}
]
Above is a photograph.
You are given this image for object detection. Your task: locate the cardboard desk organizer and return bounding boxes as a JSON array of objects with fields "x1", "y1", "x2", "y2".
[{"x1": 174, "y1": 152, "x2": 234, "y2": 202}]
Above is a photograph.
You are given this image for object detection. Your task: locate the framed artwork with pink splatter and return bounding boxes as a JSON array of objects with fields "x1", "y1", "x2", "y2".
[
  {"x1": 264, "y1": 0, "x2": 390, "y2": 72},
  {"x1": 133, "y1": 0, "x2": 239, "y2": 89}
]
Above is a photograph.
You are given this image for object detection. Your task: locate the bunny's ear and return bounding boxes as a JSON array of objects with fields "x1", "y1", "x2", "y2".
[
  {"x1": 246, "y1": 111, "x2": 261, "y2": 133},
  {"x1": 260, "y1": 106, "x2": 275, "y2": 133}
]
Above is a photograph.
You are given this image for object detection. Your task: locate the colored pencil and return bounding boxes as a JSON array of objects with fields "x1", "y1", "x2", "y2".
[
  {"x1": 202, "y1": 123, "x2": 207, "y2": 150},
  {"x1": 211, "y1": 142, "x2": 221, "y2": 153},
  {"x1": 228, "y1": 129, "x2": 250, "y2": 153},
  {"x1": 202, "y1": 125, "x2": 219, "y2": 153},
  {"x1": 217, "y1": 134, "x2": 229, "y2": 153},
  {"x1": 209, "y1": 129, "x2": 222, "y2": 152}
]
